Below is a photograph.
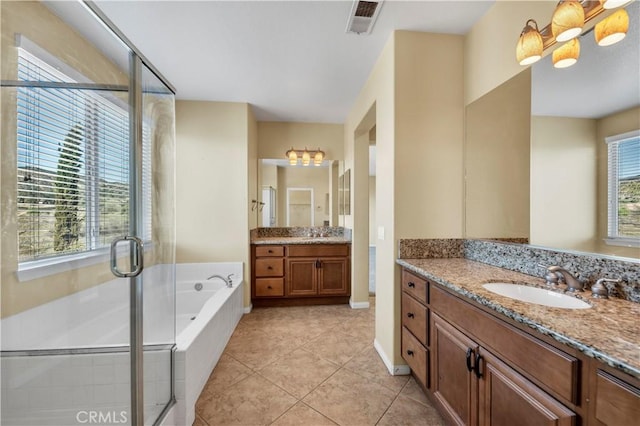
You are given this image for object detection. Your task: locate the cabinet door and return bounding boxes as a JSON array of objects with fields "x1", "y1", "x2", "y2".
[
  {"x1": 318, "y1": 258, "x2": 349, "y2": 295},
  {"x1": 432, "y1": 313, "x2": 478, "y2": 426},
  {"x1": 286, "y1": 258, "x2": 317, "y2": 296},
  {"x1": 479, "y1": 350, "x2": 575, "y2": 426},
  {"x1": 591, "y1": 369, "x2": 640, "y2": 426}
]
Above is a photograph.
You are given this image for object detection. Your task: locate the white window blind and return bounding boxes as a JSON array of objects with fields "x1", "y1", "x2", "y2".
[
  {"x1": 17, "y1": 47, "x2": 151, "y2": 263},
  {"x1": 606, "y1": 130, "x2": 640, "y2": 245}
]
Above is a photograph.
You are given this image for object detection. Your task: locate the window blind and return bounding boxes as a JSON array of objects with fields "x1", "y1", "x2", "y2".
[
  {"x1": 17, "y1": 48, "x2": 150, "y2": 262},
  {"x1": 606, "y1": 130, "x2": 640, "y2": 241}
]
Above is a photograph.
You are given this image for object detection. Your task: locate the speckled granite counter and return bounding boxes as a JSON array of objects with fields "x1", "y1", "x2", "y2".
[
  {"x1": 251, "y1": 236, "x2": 351, "y2": 245},
  {"x1": 397, "y1": 258, "x2": 640, "y2": 379}
]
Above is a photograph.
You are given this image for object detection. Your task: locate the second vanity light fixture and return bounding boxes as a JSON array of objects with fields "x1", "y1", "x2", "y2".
[
  {"x1": 286, "y1": 147, "x2": 325, "y2": 166},
  {"x1": 516, "y1": 0, "x2": 631, "y2": 68}
]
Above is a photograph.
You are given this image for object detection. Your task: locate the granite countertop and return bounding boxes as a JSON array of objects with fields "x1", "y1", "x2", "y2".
[
  {"x1": 252, "y1": 236, "x2": 352, "y2": 245},
  {"x1": 397, "y1": 258, "x2": 640, "y2": 379}
]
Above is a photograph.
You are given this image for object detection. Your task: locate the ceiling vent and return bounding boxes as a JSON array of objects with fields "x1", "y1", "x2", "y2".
[{"x1": 346, "y1": 0, "x2": 384, "y2": 35}]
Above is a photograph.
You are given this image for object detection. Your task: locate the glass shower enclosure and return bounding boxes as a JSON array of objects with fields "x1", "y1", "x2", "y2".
[{"x1": 1, "y1": 1, "x2": 176, "y2": 424}]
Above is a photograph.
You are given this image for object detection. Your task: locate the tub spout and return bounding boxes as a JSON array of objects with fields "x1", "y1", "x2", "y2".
[{"x1": 206, "y1": 274, "x2": 234, "y2": 288}]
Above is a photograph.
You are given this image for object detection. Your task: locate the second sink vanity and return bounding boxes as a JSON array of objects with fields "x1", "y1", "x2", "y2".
[{"x1": 397, "y1": 239, "x2": 640, "y2": 426}]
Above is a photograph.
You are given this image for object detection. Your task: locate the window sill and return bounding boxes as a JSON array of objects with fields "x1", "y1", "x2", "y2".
[
  {"x1": 604, "y1": 238, "x2": 640, "y2": 248},
  {"x1": 17, "y1": 242, "x2": 154, "y2": 282}
]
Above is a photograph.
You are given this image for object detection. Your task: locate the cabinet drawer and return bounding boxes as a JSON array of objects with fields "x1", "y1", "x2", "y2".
[
  {"x1": 430, "y1": 285, "x2": 579, "y2": 404},
  {"x1": 255, "y1": 278, "x2": 284, "y2": 297},
  {"x1": 402, "y1": 326, "x2": 428, "y2": 388},
  {"x1": 255, "y1": 245, "x2": 284, "y2": 257},
  {"x1": 287, "y1": 244, "x2": 349, "y2": 257},
  {"x1": 255, "y1": 258, "x2": 284, "y2": 277},
  {"x1": 402, "y1": 269, "x2": 428, "y2": 305},
  {"x1": 402, "y1": 293, "x2": 428, "y2": 346}
]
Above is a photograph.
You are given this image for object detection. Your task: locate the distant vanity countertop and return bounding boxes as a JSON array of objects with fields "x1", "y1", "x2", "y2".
[
  {"x1": 397, "y1": 258, "x2": 640, "y2": 379},
  {"x1": 251, "y1": 236, "x2": 352, "y2": 245}
]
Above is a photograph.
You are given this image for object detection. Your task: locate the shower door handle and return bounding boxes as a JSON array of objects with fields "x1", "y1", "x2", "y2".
[{"x1": 110, "y1": 236, "x2": 145, "y2": 278}]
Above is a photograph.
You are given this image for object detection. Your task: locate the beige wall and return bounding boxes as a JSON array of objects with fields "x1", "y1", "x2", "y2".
[
  {"x1": 258, "y1": 121, "x2": 344, "y2": 161},
  {"x1": 345, "y1": 31, "x2": 464, "y2": 369},
  {"x1": 531, "y1": 116, "x2": 598, "y2": 251},
  {"x1": 369, "y1": 176, "x2": 376, "y2": 245},
  {"x1": 277, "y1": 167, "x2": 331, "y2": 226},
  {"x1": 464, "y1": 1, "x2": 556, "y2": 105},
  {"x1": 595, "y1": 106, "x2": 640, "y2": 258},
  {"x1": 175, "y1": 101, "x2": 255, "y2": 307},
  {"x1": 1, "y1": 1, "x2": 130, "y2": 317},
  {"x1": 465, "y1": 70, "x2": 531, "y2": 239}
]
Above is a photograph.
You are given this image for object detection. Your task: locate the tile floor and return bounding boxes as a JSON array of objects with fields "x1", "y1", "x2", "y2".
[{"x1": 194, "y1": 298, "x2": 445, "y2": 426}]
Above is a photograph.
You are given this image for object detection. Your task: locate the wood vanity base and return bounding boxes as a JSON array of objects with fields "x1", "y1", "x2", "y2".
[{"x1": 252, "y1": 296, "x2": 350, "y2": 308}]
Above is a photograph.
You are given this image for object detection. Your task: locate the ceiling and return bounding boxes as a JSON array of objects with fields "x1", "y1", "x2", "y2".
[{"x1": 93, "y1": 0, "x2": 495, "y2": 123}]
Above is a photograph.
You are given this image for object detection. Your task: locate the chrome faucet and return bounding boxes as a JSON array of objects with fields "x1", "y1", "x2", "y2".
[
  {"x1": 206, "y1": 273, "x2": 234, "y2": 288},
  {"x1": 546, "y1": 266, "x2": 583, "y2": 292},
  {"x1": 591, "y1": 278, "x2": 621, "y2": 299}
]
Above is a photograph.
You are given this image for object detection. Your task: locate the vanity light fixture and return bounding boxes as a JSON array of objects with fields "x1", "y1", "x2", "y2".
[
  {"x1": 517, "y1": 19, "x2": 544, "y2": 65},
  {"x1": 285, "y1": 147, "x2": 325, "y2": 166},
  {"x1": 595, "y1": 8, "x2": 629, "y2": 46},
  {"x1": 553, "y1": 38, "x2": 580, "y2": 68},
  {"x1": 517, "y1": 0, "x2": 632, "y2": 67},
  {"x1": 552, "y1": 0, "x2": 585, "y2": 42}
]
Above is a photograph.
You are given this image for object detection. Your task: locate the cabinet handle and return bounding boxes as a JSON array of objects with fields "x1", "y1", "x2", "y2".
[
  {"x1": 268, "y1": 250, "x2": 273, "y2": 253},
  {"x1": 408, "y1": 282, "x2": 416, "y2": 288},
  {"x1": 316, "y1": 260, "x2": 321, "y2": 268},
  {"x1": 406, "y1": 350, "x2": 414, "y2": 357},
  {"x1": 267, "y1": 266, "x2": 273, "y2": 270},
  {"x1": 407, "y1": 312, "x2": 415, "y2": 319},
  {"x1": 474, "y1": 353, "x2": 483, "y2": 378},
  {"x1": 267, "y1": 286, "x2": 272, "y2": 289},
  {"x1": 465, "y1": 348, "x2": 474, "y2": 372}
]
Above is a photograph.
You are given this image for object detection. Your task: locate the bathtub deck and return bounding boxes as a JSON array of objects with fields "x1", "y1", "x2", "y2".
[{"x1": 193, "y1": 297, "x2": 445, "y2": 426}]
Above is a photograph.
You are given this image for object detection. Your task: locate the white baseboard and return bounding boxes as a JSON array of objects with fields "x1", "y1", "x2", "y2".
[
  {"x1": 243, "y1": 304, "x2": 253, "y2": 314},
  {"x1": 374, "y1": 338, "x2": 410, "y2": 376},
  {"x1": 349, "y1": 299, "x2": 370, "y2": 309}
]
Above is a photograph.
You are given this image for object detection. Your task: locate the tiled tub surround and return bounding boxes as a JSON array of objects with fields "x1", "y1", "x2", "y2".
[
  {"x1": 398, "y1": 239, "x2": 640, "y2": 302},
  {"x1": 396, "y1": 258, "x2": 640, "y2": 379},
  {"x1": 251, "y1": 227, "x2": 351, "y2": 245}
]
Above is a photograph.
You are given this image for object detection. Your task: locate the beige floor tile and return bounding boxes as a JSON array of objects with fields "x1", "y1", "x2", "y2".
[
  {"x1": 224, "y1": 333, "x2": 291, "y2": 370},
  {"x1": 271, "y1": 402, "x2": 337, "y2": 426},
  {"x1": 199, "y1": 354, "x2": 252, "y2": 397},
  {"x1": 334, "y1": 317, "x2": 375, "y2": 342},
  {"x1": 343, "y1": 347, "x2": 409, "y2": 393},
  {"x1": 192, "y1": 413, "x2": 208, "y2": 426},
  {"x1": 196, "y1": 373, "x2": 296, "y2": 426},
  {"x1": 399, "y1": 377, "x2": 431, "y2": 407},
  {"x1": 303, "y1": 330, "x2": 370, "y2": 366},
  {"x1": 303, "y1": 368, "x2": 396, "y2": 426},
  {"x1": 376, "y1": 395, "x2": 445, "y2": 426},
  {"x1": 259, "y1": 348, "x2": 339, "y2": 399}
]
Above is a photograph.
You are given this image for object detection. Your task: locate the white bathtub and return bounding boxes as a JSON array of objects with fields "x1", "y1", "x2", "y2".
[{"x1": 0, "y1": 262, "x2": 244, "y2": 426}]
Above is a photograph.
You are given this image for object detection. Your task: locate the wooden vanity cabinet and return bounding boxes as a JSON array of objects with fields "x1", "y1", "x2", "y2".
[
  {"x1": 251, "y1": 243, "x2": 350, "y2": 306},
  {"x1": 588, "y1": 364, "x2": 640, "y2": 426},
  {"x1": 401, "y1": 270, "x2": 431, "y2": 388}
]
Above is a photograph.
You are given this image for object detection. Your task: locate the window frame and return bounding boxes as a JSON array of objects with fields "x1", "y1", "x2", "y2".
[
  {"x1": 605, "y1": 129, "x2": 640, "y2": 248},
  {"x1": 15, "y1": 40, "x2": 152, "y2": 281}
]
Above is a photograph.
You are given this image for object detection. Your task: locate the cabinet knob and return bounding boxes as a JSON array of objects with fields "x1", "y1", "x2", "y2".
[
  {"x1": 268, "y1": 250, "x2": 273, "y2": 253},
  {"x1": 407, "y1": 312, "x2": 415, "y2": 319},
  {"x1": 267, "y1": 286, "x2": 272, "y2": 289},
  {"x1": 267, "y1": 266, "x2": 273, "y2": 270},
  {"x1": 406, "y1": 350, "x2": 414, "y2": 357},
  {"x1": 408, "y1": 282, "x2": 415, "y2": 288}
]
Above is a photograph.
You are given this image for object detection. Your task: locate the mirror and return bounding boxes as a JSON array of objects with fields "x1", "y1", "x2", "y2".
[
  {"x1": 465, "y1": 2, "x2": 639, "y2": 259},
  {"x1": 258, "y1": 159, "x2": 342, "y2": 227}
]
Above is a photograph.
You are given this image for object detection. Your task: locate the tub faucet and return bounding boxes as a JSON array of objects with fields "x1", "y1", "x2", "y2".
[
  {"x1": 546, "y1": 266, "x2": 583, "y2": 292},
  {"x1": 207, "y1": 274, "x2": 234, "y2": 288}
]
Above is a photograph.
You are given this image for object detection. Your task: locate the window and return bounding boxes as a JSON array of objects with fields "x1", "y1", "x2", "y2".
[
  {"x1": 606, "y1": 130, "x2": 640, "y2": 246},
  {"x1": 16, "y1": 46, "x2": 151, "y2": 265}
]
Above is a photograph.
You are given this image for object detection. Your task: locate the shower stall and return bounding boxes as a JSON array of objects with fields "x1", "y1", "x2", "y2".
[{"x1": 1, "y1": 1, "x2": 176, "y2": 424}]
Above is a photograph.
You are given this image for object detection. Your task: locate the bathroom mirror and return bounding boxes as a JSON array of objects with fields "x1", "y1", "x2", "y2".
[
  {"x1": 257, "y1": 159, "x2": 341, "y2": 227},
  {"x1": 465, "y1": 2, "x2": 639, "y2": 260}
]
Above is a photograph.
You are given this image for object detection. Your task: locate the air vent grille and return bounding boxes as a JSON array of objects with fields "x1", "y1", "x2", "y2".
[
  {"x1": 346, "y1": 0, "x2": 384, "y2": 35},
  {"x1": 355, "y1": 1, "x2": 378, "y2": 18}
]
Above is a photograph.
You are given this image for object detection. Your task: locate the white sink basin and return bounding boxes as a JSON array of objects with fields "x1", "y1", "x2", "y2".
[{"x1": 482, "y1": 283, "x2": 591, "y2": 309}]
